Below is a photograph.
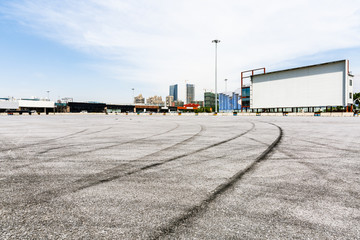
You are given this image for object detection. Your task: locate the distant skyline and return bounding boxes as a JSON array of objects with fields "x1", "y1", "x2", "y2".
[{"x1": 1, "y1": 1, "x2": 360, "y2": 104}]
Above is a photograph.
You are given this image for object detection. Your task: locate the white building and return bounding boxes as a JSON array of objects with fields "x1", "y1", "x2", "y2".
[
  {"x1": 0, "y1": 98, "x2": 55, "y2": 113},
  {"x1": 250, "y1": 60, "x2": 354, "y2": 111}
]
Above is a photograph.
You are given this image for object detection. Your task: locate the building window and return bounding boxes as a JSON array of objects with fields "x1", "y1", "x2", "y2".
[
  {"x1": 350, "y1": 79, "x2": 352, "y2": 86},
  {"x1": 350, "y1": 93, "x2": 352, "y2": 99}
]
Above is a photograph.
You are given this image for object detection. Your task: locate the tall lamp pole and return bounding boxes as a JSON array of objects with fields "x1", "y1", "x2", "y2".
[
  {"x1": 212, "y1": 39, "x2": 220, "y2": 113},
  {"x1": 132, "y1": 88, "x2": 135, "y2": 103}
]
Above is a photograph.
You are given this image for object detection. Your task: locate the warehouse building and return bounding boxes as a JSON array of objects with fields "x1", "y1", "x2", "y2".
[
  {"x1": 107, "y1": 104, "x2": 135, "y2": 113},
  {"x1": 0, "y1": 98, "x2": 18, "y2": 112},
  {"x1": 67, "y1": 102, "x2": 106, "y2": 113},
  {"x1": 245, "y1": 60, "x2": 354, "y2": 112},
  {"x1": 0, "y1": 98, "x2": 55, "y2": 113}
]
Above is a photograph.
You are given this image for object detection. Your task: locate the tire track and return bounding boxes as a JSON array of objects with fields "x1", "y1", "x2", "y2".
[
  {"x1": 0, "y1": 126, "x2": 117, "y2": 154},
  {"x1": 8, "y1": 122, "x2": 201, "y2": 206},
  {"x1": 289, "y1": 137, "x2": 360, "y2": 154},
  {"x1": 245, "y1": 135, "x2": 297, "y2": 159},
  {"x1": 12, "y1": 122, "x2": 255, "y2": 207},
  {"x1": 0, "y1": 129, "x2": 89, "y2": 152},
  {"x1": 11, "y1": 123, "x2": 180, "y2": 170},
  {"x1": 150, "y1": 122, "x2": 282, "y2": 239},
  {"x1": 37, "y1": 127, "x2": 114, "y2": 154}
]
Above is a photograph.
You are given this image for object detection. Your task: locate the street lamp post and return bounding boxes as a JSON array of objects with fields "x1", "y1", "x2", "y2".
[
  {"x1": 132, "y1": 88, "x2": 135, "y2": 103},
  {"x1": 224, "y1": 78, "x2": 228, "y2": 92},
  {"x1": 212, "y1": 39, "x2": 220, "y2": 113},
  {"x1": 46, "y1": 90, "x2": 50, "y2": 100}
]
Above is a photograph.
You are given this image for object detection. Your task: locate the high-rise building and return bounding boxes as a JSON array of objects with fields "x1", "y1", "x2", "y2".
[
  {"x1": 146, "y1": 95, "x2": 164, "y2": 105},
  {"x1": 134, "y1": 94, "x2": 145, "y2": 104},
  {"x1": 204, "y1": 92, "x2": 215, "y2": 110},
  {"x1": 166, "y1": 95, "x2": 174, "y2": 106},
  {"x1": 169, "y1": 84, "x2": 178, "y2": 101},
  {"x1": 186, "y1": 84, "x2": 195, "y2": 104}
]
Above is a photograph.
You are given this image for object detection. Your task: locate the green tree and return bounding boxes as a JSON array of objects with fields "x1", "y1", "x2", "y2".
[
  {"x1": 354, "y1": 92, "x2": 360, "y2": 110},
  {"x1": 354, "y1": 92, "x2": 360, "y2": 101}
]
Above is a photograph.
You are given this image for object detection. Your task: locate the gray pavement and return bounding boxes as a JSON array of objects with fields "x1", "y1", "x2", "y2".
[{"x1": 0, "y1": 115, "x2": 359, "y2": 239}]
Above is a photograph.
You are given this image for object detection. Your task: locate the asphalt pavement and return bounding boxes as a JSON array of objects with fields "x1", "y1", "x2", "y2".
[{"x1": 0, "y1": 115, "x2": 359, "y2": 239}]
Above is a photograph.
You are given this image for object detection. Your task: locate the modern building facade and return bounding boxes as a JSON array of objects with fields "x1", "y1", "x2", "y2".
[
  {"x1": 241, "y1": 86, "x2": 250, "y2": 111},
  {"x1": 204, "y1": 92, "x2": 215, "y2": 109},
  {"x1": 169, "y1": 84, "x2": 178, "y2": 101},
  {"x1": 250, "y1": 60, "x2": 354, "y2": 112},
  {"x1": 186, "y1": 84, "x2": 195, "y2": 104}
]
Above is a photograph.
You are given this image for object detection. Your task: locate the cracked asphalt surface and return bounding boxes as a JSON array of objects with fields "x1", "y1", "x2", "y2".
[{"x1": 0, "y1": 115, "x2": 359, "y2": 239}]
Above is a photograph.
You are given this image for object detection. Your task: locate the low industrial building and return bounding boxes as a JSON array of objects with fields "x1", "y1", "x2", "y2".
[
  {"x1": 0, "y1": 98, "x2": 55, "y2": 113},
  {"x1": 0, "y1": 98, "x2": 18, "y2": 112},
  {"x1": 66, "y1": 102, "x2": 106, "y2": 113},
  {"x1": 107, "y1": 104, "x2": 135, "y2": 113},
  {"x1": 63, "y1": 102, "x2": 136, "y2": 113},
  {"x1": 177, "y1": 103, "x2": 200, "y2": 112}
]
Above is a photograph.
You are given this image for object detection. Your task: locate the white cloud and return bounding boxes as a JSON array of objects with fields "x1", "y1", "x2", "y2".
[{"x1": 2, "y1": 0, "x2": 360, "y2": 100}]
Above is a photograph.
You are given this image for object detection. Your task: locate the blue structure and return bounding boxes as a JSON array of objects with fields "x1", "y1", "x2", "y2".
[
  {"x1": 169, "y1": 84, "x2": 178, "y2": 101},
  {"x1": 219, "y1": 91, "x2": 241, "y2": 112},
  {"x1": 219, "y1": 87, "x2": 251, "y2": 112}
]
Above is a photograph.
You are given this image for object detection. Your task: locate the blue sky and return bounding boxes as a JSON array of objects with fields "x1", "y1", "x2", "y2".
[{"x1": 1, "y1": 0, "x2": 360, "y2": 103}]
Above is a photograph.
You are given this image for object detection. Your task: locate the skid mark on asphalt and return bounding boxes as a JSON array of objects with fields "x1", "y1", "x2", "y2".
[
  {"x1": 5, "y1": 122, "x2": 192, "y2": 205},
  {"x1": 150, "y1": 122, "x2": 282, "y2": 239},
  {"x1": 37, "y1": 127, "x2": 114, "y2": 154},
  {"x1": 10, "y1": 122, "x2": 256, "y2": 206},
  {"x1": 10, "y1": 123, "x2": 180, "y2": 170},
  {"x1": 0, "y1": 129, "x2": 89, "y2": 152},
  {"x1": 245, "y1": 135, "x2": 296, "y2": 159},
  {"x1": 288, "y1": 137, "x2": 360, "y2": 154}
]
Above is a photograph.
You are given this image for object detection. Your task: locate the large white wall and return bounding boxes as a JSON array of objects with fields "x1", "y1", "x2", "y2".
[
  {"x1": 0, "y1": 100, "x2": 19, "y2": 109},
  {"x1": 18, "y1": 100, "x2": 55, "y2": 108},
  {"x1": 251, "y1": 61, "x2": 347, "y2": 108}
]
